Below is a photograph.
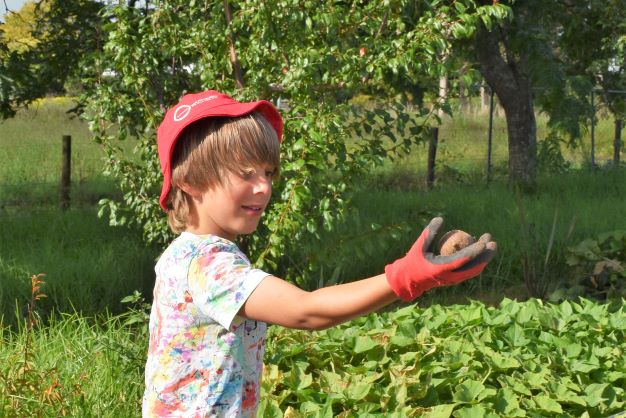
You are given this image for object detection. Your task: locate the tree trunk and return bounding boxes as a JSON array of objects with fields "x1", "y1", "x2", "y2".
[
  {"x1": 458, "y1": 64, "x2": 470, "y2": 114},
  {"x1": 224, "y1": 0, "x2": 244, "y2": 89},
  {"x1": 459, "y1": 84, "x2": 469, "y2": 114},
  {"x1": 438, "y1": 75, "x2": 448, "y2": 118},
  {"x1": 614, "y1": 118, "x2": 622, "y2": 164},
  {"x1": 475, "y1": 26, "x2": 537, "y2": 189}
]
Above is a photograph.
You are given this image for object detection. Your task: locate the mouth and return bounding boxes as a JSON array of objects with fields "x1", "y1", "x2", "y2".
[{"x1": 241, "y1": 205, "x2": 264, "y2": 215}]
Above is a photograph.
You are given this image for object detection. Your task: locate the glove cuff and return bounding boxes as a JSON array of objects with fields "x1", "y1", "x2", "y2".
[{"x1": 385, "y1": 260, "x2": 440, "y2": 301}]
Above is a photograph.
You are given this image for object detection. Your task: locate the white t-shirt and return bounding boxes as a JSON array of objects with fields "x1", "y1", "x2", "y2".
[{"x1": 143, "y1": 233, "x2": 269, "y2": 417}]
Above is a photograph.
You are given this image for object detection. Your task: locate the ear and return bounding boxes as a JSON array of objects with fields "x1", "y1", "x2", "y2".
[{"x1": 178, "y1": 182, "x2": 202, "y2": 200}]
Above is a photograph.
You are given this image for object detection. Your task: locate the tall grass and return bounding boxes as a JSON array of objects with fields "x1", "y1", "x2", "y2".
[
  {"x1": 337, "y1": 167, "x2": 626, "y2": 305},
  {"x1": 0, "y1": 208, "x2": 159, "y2": 325},
  {"x1": 1, "y1": 97, "x2": 622, "y2": 313},
  {"x1": 0, "y1": 309, "x2": 146, "y2": 417}
]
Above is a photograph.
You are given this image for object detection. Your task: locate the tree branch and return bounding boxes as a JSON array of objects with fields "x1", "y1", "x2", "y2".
[
  {"x1": 375, "y1": 10, "x2": 389, "y2": 39},
  {"x1": 224, "y1": 0, "x2": 244, "y2": 89}
]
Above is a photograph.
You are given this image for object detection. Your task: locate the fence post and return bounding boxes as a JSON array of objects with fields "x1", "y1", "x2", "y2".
[
  {"x1": 590, "y1": 90, "x2": 596, "y2": 168},
  {"x1": 487, "y1": 87, "x2": 495, "y2": 183},
  {"x1": 427, "y1": 127, "x2": 438, "y2": 189},
  {"x1": 614, "y1": 119, "x2": 622, "y2": 165},
  {"x1": 60, "y1": 135, "x2": 71, "y2": 211}
]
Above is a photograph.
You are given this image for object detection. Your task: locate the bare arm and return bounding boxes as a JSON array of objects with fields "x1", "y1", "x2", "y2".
[
  {"x1": 238, "y1": 274, "x2": 399, "y2": 331},
  {"x1": 239, "y1": 218, "x2": 496, "y2": 331}
]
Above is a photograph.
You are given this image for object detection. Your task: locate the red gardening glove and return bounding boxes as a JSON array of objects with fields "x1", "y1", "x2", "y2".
[{"x1": 385, "y1": 217, "x2": 497, "y2": 301}]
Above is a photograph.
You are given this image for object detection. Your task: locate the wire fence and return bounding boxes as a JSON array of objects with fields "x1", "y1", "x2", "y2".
[
  {"x1": 1, "y1": 89, "x2": 624, "y2": 209},
  {"x1": 0, "y1": 134, "x2": 115, "y2": 210}
]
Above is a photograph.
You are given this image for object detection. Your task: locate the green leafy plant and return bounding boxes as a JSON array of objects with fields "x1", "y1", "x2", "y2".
[
  {"x1": 537, "y1": 132, "x2": 571, "y2": 174},
  {"x1": 514, "y1": 191, "x2": 576, "y2": 299},
  {"x1": 261, "y1": 298, "x2": 626, "y2": 417},
  {"x1": 554, "y1": 230, "x2": 626, "y2": 301}
]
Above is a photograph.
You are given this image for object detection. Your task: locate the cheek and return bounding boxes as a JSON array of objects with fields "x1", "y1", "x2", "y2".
[{"x1": 227, "y1": 187, "x2": 249, "y2": 204}]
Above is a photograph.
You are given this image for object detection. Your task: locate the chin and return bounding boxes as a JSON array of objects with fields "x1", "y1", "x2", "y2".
[{"x1": 237, "y1": 224, "x2": 260, "y2": 236}]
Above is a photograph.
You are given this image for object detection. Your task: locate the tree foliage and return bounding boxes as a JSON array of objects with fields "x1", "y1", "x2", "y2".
[
  {"x1": 556, "y1": 0, "x2": 626, "y2": 159},
  {"x1": 1, "y1": 1, "x2": 41, "y2": 53},
  {"x1": 81, "y1": 0, "x2": 508, "y2": 285},
  {"x1": 0, "y1": 0, "x2": 102, "y2": 117},
  {"x1": 3, "y1": 0, "x2": 622, "y2": 283},
  {"x1": 465, "y1": 0, "x2": 626, "y2": 184}
]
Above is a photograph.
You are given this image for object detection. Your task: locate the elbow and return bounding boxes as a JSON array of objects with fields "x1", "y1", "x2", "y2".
[
  {"x1": 295, "y1": 316, "x2": 341, "y2": 331},
  {"x1": 302, "y1": 322, "x2": 334, "y2": 332},
  {"x1": 287, "y1": 293, "x2": 348, "y2": 331}
]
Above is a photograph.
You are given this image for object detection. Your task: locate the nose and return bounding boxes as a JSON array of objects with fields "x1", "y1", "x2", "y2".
[{"x1": 252, "y1": 173, "x2": 272, "y2": 195}]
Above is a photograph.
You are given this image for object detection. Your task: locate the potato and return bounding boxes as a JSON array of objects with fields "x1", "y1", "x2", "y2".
[{"x1": 438, "y1": 230, "x2": 476, "y2": 256}]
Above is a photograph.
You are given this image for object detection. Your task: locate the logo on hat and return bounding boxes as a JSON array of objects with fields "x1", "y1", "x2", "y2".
[
  {"x1": 172, "y1": 95, "x2": 219, "y2": 122},
  {"x1": 173, "y1": 105, "x2": 192, "y2": 122}
]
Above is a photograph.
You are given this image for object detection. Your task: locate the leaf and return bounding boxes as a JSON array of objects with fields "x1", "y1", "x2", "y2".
[
  {"x1": 286, "y1": 362, "x2": 313, "y2": 391},
  {"x1": 583, "y1": 383, "x2": 609, "y2": 407},
  {"x1": 353, "y1": 336, "x2": 377, "y2": 354},
  {"x1": 494, "y1": 388, "x2": 524, "y2": 416},
  {"x1": 564, "y1": 343, "x2": 583, "y2": 358},
  {"x1": 534, "y1": 395, "x2": 563, "y2": 414},
  {"x1": 256, "y1": 398, "x2": 283, "y2": 418},
  {"x1": 454, "y1": 405, "x2": 493, "y2": 418},
  {"x1": 480, "y1": 346, "x2": 521, "y2": 370},
  {"x1": 609, "y1": 310, "x2": 626, "y2": 329},
  {"x1": 421, "y1": 404, "x2": 456, "y2": 418},
  {"x1": 452, "y1": 380, "x2": 486, "y2": 403},
  {"x1": 515, "y1": 305, "x2": 535, "y2": 324},
  {"x1": 390, "y1": 335, "x2": 415, "y2": 348},
  {"x1": 346, "y1": 381, "x2": 371, "y2": 400},
  {"x1": 504, "y1": 323, "x2": 530, "y2": 347}
]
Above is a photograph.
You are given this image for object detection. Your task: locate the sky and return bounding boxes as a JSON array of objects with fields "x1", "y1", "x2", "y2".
[{"x1": 1, "y1": 0, "x2": 28, "y2": 21}]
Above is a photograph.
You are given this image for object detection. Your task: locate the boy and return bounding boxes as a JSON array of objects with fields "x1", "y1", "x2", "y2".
[{"x1": 143, "y1": 90, "x2": 497, "y2": 417}]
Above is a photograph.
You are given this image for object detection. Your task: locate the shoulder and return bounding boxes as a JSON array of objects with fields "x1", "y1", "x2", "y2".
[
  {"x1": 195, "y1": 235, "x2": 248, "y2": 262},
  {"x1": 157, "y1": 233, "x2": 245, "y2": 268},
  {"x1": 174, "y1": 234, "x2": 254, "y2": 274}
]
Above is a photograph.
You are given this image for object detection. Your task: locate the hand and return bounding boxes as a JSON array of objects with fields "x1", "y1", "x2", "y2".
[{"x1": 385, "y1": 217, "x2": 497, "y2": 301}]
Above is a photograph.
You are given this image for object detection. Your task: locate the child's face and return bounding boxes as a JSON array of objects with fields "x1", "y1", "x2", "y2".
[{"x1": 187, "y1": 163, "x2": 276, "y2": 240}]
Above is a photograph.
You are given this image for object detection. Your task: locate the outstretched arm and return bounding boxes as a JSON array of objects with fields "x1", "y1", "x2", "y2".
[
  {"x1": 240, "y1": 218, "x2": 497, "y2": 331},
  {"x1": 239, "y1": 273, "x2": 398, "y2": 331}
]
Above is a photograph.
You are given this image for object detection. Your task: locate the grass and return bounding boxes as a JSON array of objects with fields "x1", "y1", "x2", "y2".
[
  {"x1": 1, "y1": 97, "x2": 624, "y2": 415},
  {"x1": 0, "y1": 310, "x2": 146, "y2": 417},
  {"x1": 0, "y1": 97, "x2": 130, "y2": 207},
  {"x1": 0, "y1": 98, "x2": 158, "y2": 326},
  {"x1": 1, "y1": 97, "x2": 623, "y2": 318},
  {"x1": 342, "y1": 167, "x2": 626, "y2": 305},
  {"x1": 0, "y1": 207, "x2": 159, "y2": 327}
]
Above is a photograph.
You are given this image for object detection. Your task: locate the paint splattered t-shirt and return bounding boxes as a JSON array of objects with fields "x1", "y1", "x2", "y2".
[{"x1": 143, "y1": 232, "x2": 269, "y2": 417}]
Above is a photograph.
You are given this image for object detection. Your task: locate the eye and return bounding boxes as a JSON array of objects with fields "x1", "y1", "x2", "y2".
[
  {"x1": 265, "y1": 169, "x2": 276, "y2": 179},
  {"x1": 239, "y1": 168, "x2": 255, "y2": 179}
]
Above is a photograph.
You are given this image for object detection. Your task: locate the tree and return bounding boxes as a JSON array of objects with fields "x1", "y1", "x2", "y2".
[
  {"x1": 465, "y1": 0, "x2": 626, "y2": 185},
  {"x1": 1, "y1": 1, "x2": 41, "y2": 53},
  {"x1": 0, "y1": 0, "x2": 103, "y2": 117},
  {"x1": 83, "y1": 0, "x2": 508, "y2": 286},
  {"x1": 557, "y1": 0, "x2": 626, "y2": 165}
]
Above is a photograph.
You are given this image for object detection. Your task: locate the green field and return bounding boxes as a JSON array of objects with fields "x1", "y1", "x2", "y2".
[
  {"x1": 2, "y1": 97, "x2": 625, "y2": 311},
  {"x1": 1, "y1": 98, "x2": 625, "y2": 416}
]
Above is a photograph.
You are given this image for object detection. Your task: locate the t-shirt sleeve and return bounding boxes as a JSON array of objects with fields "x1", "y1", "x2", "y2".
[{"x1": 187, "y1": 242, "x2": 269, "y2": 330}]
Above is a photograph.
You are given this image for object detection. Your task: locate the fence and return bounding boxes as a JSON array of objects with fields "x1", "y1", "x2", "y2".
[
  {"x1": 0, "y1": 133, "x2": 109, "y2": 210},
  {"x1": 590, "y1": 89, "x2": 626, "y2": 166},
  {"x1": 1, "y1": 90, "x2": 624, "y2": 209},
  {"x1": 427, "y1": 85, "x2": 626, "y2": 188}
]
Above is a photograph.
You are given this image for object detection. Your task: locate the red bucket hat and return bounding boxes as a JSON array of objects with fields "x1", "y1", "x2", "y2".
[{"x1": 157, "y1": 90, "x2": 283, "y2": 211}]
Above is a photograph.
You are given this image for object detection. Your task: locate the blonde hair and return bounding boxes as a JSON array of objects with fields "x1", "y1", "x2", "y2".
[{"x1": 166, "y1": 112, "x2": 280, "y2": 233}]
